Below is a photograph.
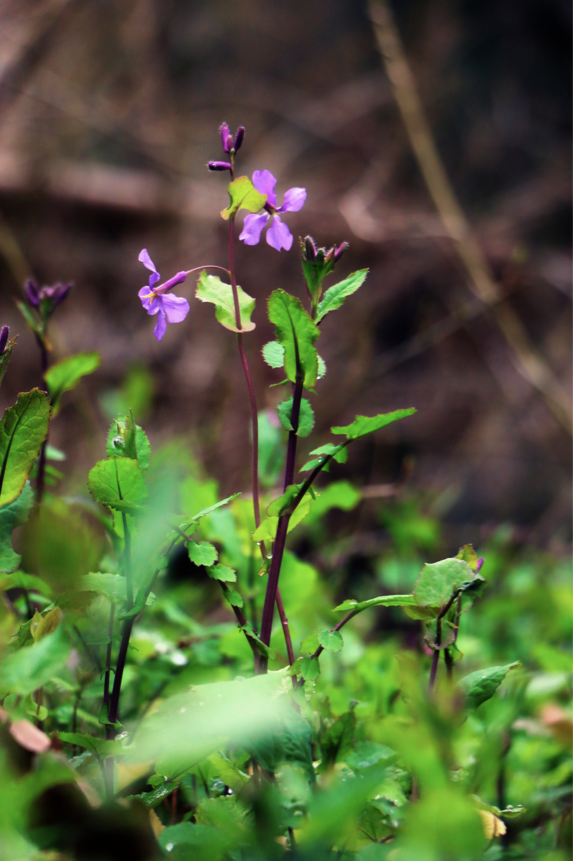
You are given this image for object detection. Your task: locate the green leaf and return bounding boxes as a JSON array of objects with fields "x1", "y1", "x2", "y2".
[
  {"x1": 317, "y1": 629, "x2": 344, "y2": 652},
  {"x1": 320, "y1": 708, "x2": 356, "y2": 770},
  {"x1": 333, "y1": 594, "x2": 416, "y2": 612},
  {"x1": 205, "y1": 564, "x2": 236, "y2": 583},
  {"x1": 300, "y1": 442, "x2": 348, "y2": 472},
  {"x1": 196, "y1": 272, "x2": 256, "y2": 333},
  {"x1": 58, "y1": 732, "x2": 124, "y2": 759},
  {"x1": 88, "y1": 456, "x2": 148, "y2": 513},
  {"x1": 0, "y1": 627, "x2": 70, "y2": 697},
  {"x1": 130, "y1": 781, "x2": 178, "y2": 808},
  {"x1": 457, "y1": 663, "x2": 521, "y2": 710},
  {"x1": 413, "y1": 557, "x2": 479, "y2": 611},
  {"x1": 0, "y1": 482, "x2": 34, "y2": 573},
  {"x1": 331, "y1": 408, "x2": 416, "y2": 440},
  {"x1": 44, "y1": 352, "x2": 101, "y2": 416},
  {"x1": 79, "y1": 572, "x2": 126, "y2": 602},
  {"x1": 268, "y1": 290, "x2": 319, "y2": 388},
  {"x1": 208, "y1": 752, "x2": 249, "y2": 794},
  {"x1": 224, "y1": 589, "x2": 243, "y2": 608},
  {"x1": 30, "y1": 607, "x2": 63, "y2": 641},
  {"x1": 317, "y1": 355, "x2": 327, "y2": 378},
  {"x1": 277, "y1": 397, "x2": 315, "y2": 437},
  {"x1": 262, "y1": 340, "x2": 285, "y2": 368},
  {"x1": 106, "y1": 414, "x2": 151, "y2": 472},
  {"x1": 0, "y1": 570, "x2": 52, "y2": 596},
  {"x1": 304, "y1": 480, "x2": 361, "y2": 524},
  {"x1": 220, "y1": 175, "x2": 267, "y2": 220},
  {"x1": 300, "y1": 631, "x2": 319, "y2": 654},
  {"x1": 239, "y1": 624, "x2": 276, "y2": 660},
  {"x1": 456, "y1": 543, "x2": 478, "y2": 572},
  {"x1": 316, "y1": 269, "x2": 368, "y2": 323},
  {"x1": 0, "y1": 389, "x2": 50, "y2": 506},
  {"x1": 186, "y1": 493, "x2": 241, "y2": 524},
  {"x1": 301, "y1": 655, "x2": 321, "y2": 680},
  {"x1": 346, "y1": 742, "x2": 398, "y2": 771},
  {"x1": 0, "y1": 334, "x2": 17, "y2": 389},
  {"x1": 187, "y1": 540, "x2": 218, "y2": 567}
]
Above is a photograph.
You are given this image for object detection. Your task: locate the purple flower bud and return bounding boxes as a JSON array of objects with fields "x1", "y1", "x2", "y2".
[
  {"x1": 0, "y1": 325, "x2": 8, "y2": 353},
  {"x1": 24, "y1": 278, "x2": 40, "y2": 307},
  {"x1": 51, "y1": 282, "x2": 72, "y2": 306},
  {"x1": 220, "y1": 122, "x2": 231, "y2": 152},
  {"x1": 208, "y1": 161, "x2": 233, "y2": 172},
  {"x1": 226, "y1": 134, "x2": 233, "y2": 152},
  {"x1": 333, "y1": 242, "x2": 349, "y2": 263},
  {"x1": 304, "y1": 236, "x2": 317, "y2": 261},
  {"x1": 233, "y1": 126, "x2": 245, "y2": 152},
  {"x1": 476, "y1": 557, "x2": 485, "y2": 574}
]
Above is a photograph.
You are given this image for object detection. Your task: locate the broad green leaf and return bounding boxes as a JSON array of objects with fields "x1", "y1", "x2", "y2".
[
  {"x1": 208, "y1": 752, "x2": 249, "y2": 794},
  {"x1": 130, "y1": 781, "x2": 178, "y2": 808},
  {"x1": 333, "y1": 594, "x2": 416, "y2": 612},
  {"x1": 278, "y1": 396, "x2": 315, "y2": 437},
  {"x1": 220, "y1": 176, "x2": 267, "y2": 220},
  {"x1": 159, "y1": 823, "x2": 230, "y2": 856},
  {"x1": 300, "y1": 442, "x2": 348, "y2": 472},
  {"x1": 0, "y1": 482, "x2": 34, "y2": 573},
  {"x1": 258, "y1": 409, "x2": 285, "y2": 489},
  {"x1": 187, "y1": 540, "x2": 218, "y2": 567},
  {"x1": 320, "y1": 708, "x2": 356, "y2": 770},
  {"x1": 346, "y1": 742, "x2": 397, "y2": 771},
  {"x1": 267, "y1": 484, "x2": 301, "y2": 517},
  {"x1": 300, "y1": 631, "x2": 319, "y2": 654},
  {"x1": 196, "y1": 272, "x2": 255, "y2": 333},
  {"x1": 413, "y1": 557, "x2": 479, "y2": 610},
  {"x1": 240, "y1": 624, "x2": 276, "y2": 660},
  {"x1": 301, "y1": 655, "x2": 320, "y2": 680},
  {"x1": 253, "y1": 489, "x2": 313, "y2": 540},
  {"x1": 456, "y1": 543, "x2": 478, "y2": 571},
  {"x1": 316, "y1": 269, "x2": 368, "y2": 323},
  {"x1": 224, "y1": 589, "x2": 243, "y2": 608},
  {"x1": 80, "y1": 572, "x2": 126, "y2": 602},
  {"x1": 317, "y1": 629, "x2": 343, "y2": 652},
  {"x1": 268, "y1": 290, "x2": 319, "y2": 388},
  {"x1": 304, "y1": 480, "x2": 361, "y2": 524},
  {"x1": 331, "y1": 408, "x2": 416, "y2": 440},
  {"x1": 0, "y1": 389, "x2": 50, "y2": 506},
  {"x1": 262, "y1": 340, "x2": 285, "y2": 368},
  {"x1": 44, "y1": 352, "x2": 101, "y2": 416},
  {"x1": 0, "y1": 569, "x2": 52, "y2": 596},
  {"x1": 58, "y1": 732, "x2": 124, "y2": 759},
  {"x1": 88, "y1": 456, "x2": 148, "y2": 513},
  {"x1": 205, "y1": 564, "x2": 236, "y2": 583},
  {"x1": 0, "y1": 627, "x2": 70, "y2": 697},
  {"x1": 457, "y1": 662, "x2": 521, "y2": 710},
  {"x1": 106, "y1": 414, "x2": 151, "y2": 472},
  {"x1": 251, "y1": 516, "x2": 278, "y2": 542},
  {"x1": 0, "y1": 334, "x2": 17, "y2": 389}
]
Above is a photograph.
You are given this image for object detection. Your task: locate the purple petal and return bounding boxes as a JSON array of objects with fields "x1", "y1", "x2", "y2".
[
  {"x1": 153, "y1": 310, "x2": 167, "y2": 341},
  {"x1": 278, "y1": 187, "x2": 306, "y2": 213},
  {"x1": 239, "y1": 212, "x2": 268, "y2": 246},
  {"x1": 266, "y1": 215, "x2": 293, "y2": 252},
  {"x1": 161, "y1": 293, "x2": 190, "y2": 324},
  {"x1": 138, "y1": 286, "x2": 160, "y2": 315},
  {"x1": 138, "y1": 248, "x2": 157, "y2": 274},
  {"x1": 220, "y1": 122, "x2": 230, "y2": 152},
  {"x1": 252, "y1": 170, "x2": 277, "y2": 207}
]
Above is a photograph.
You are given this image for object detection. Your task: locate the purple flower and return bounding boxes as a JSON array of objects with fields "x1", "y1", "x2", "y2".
[
  {"x1": 0, "y1": 325, "x2": 8, "y2": 354},
  {"x1": 24, "y1": 279, "x2": 72, "y2": 311},
  {"x1": 138, "y1": 249, "x2": 189, "y2": 342},
  {"x1": 239, "y1": 170, "x2": 306, "y2": 252}
]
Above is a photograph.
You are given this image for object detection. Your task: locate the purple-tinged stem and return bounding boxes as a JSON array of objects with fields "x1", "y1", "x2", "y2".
[
  {"x1": 36, "y1": 340, "x2": 49, "y2": 503},
  {"x1": 429, "y1": 650, "x2": 440, "y2": 690},
  {"x1": 428, "y1": 589, "x2": 459, "y2": 691}
]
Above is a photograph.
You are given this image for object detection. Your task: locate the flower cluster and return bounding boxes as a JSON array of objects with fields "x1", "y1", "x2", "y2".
[
  {"x1": 24, "y1": 279, "x2": 72, "y2": 318},
  {"x1": 138, "y1": 250, "x2": 189, "y2": 341},
  {"x1": 208, "y1": 122, "x2": 245, "y2": 173},
  {"x1": 239, "y1": 170, "x2": 306, "y2": 252}
]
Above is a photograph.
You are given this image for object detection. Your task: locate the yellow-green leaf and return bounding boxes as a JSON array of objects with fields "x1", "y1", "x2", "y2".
[{"x1": 220, "y1": 176, "x2": 267, "y2": 220}]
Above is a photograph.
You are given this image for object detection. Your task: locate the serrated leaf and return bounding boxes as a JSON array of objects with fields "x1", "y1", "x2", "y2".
[
  {"x1": 0, "y1": 627, "x2": 70, "y2": 697},
  {"x1": 457, "y1": 663, "x2": 521, "y2": 710},
  {"x1": 268, "y1": 290, "x2": 319, "y2": 388},
  {"x1": 331, "y1": 408, "x2": 416, "y2": 440},
  {"x1": 277, "y1": 397, "x2": 315, "y2": 437},
  {"x1": 80, "y1": 572, "x2": 126, "y2": 602},
  {"x1": 106, "y1": 414, "x2": 151, "y2": 472},
  {"x1": 317, "y1": 629, "x2": 343, "y2": 652},
  {"x1": 413, "y1": 558, "x2": 479, "y2": 611},
  {"x1": 262, "y1": 340, "x2": 285, "y2": 368},
  {"x1": 59, "y1": 732, "x2": 124, "y2": 759},
  {"x1": 205, "y1": 564, "x2": 236, "y2": 583},
  {"x1": 196, "y1": 272, "x2": 255, "y2": 333},
  {"x1": 333, "y1": 594, "x2": 416, "y2": 612},
  {"x1": 88, "y1": 456, "x2": 148, "y2": 513},
  {"x1": 316, "y1": 269, "x2": 368, "y2": 323},
  {"x1": 301, "y1": 655, "x2": 320, "y2": 680},
  {"x1": 44, "y1": 352, "x2": 101, "y2": 416},
  {"x1": 0, "y1": 389, "x2": 50, "y2": 506},
  {"x1": 220, "y1": 176, "x2": 267, "y2": 220},
  {"x1": 187, "y1": 540, "x2": 218, "y2": 567},
  {"x1": 0, "y1": 482, "x2": 34, "y2": 573}
]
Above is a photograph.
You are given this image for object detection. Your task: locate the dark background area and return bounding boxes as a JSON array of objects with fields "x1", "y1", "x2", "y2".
[{"x1": 0, "y1": 0, "x2": 570, "y2": 551}]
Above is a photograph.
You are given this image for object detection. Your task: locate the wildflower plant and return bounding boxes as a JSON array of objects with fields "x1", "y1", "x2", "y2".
[{"x1": 0, "y1": 122, "x2": 567, "y2": 861}]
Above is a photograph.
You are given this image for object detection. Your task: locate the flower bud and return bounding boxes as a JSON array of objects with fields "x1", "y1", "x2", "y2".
[
  {"x1": 476, "y1": 557, "x2": 485, "y2": 574},
  {"x1": 208, "y1": 161, "x2": 232, "y2": 172},
  {"x1": 50, "y1": 282, "x2": 72, "y2": 306},
  {"x1": 226, "y1": 134, "x2": 233, "y2": 152},
  {"x1": 303, "y1": 236, "x2": 317, "y2": 261},
  {"x1": 220, "y1": 122, "x2": 231, "y2": 152},
  {"x1": 24, "y1": 278, "x2": 40, "y2": 307},
  {"x1": 0, "y1": 325, "x2": 8, "y2": 354},
  {"x1": 333, "y1": 241, "x2": 349, "y2": 263},
  {"x1": 233, "y1": 126, "x2": 245, "y2": 152}
]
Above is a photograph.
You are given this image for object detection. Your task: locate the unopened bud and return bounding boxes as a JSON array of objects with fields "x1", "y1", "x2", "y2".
[
  {"x1": 208, "y1": 161, "x2": 232, "y2": 172},
  {"x1": 52, "y1": 282, "x2": 72, "y2": 306},
  {"x1": 0, "y1": 325, "x2": 8, "y2": 353},
  {"x1": 233, "y1": 126, "x2": 245, "y2": 152},
  {"x1": 476, "y1": 557, "x2": 485, "y2": 574},
  {"x1": 24, "y1": 278, "x2": 40, "y2": 307},
  {"x1": 304, "y1": 236, "x2": 317, "y2": 261},
  {"x1": 220, "y1": 122, "x2": 231, "y2": 152},
  {"x1": 226, "y1": 134, "x2": 233, "y2": 152},
  {"x1": 333, "y1": 241, "x2": 349, "y2": 263}
]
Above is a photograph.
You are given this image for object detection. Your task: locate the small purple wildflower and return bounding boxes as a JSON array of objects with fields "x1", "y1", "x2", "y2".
[
  {"x1": 239, "y1": 170, "x2": 306, "y2": 252},
  {"x1": 138, "y1": 249, "x2": 189, "y2": 342},
  {"x1": 208, "y1": 161, "x2": 233, "y2": 172},
  {"x1": 24, "y1": 279, "x2": 72, "y2": 311},
  {"x1": 0, "y1": 325, "x2": 9, "y2": 353}
]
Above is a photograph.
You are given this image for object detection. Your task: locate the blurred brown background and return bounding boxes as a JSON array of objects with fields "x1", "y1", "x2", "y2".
[{"x1": 0, "y1": 0, "x2": 570, "y2": 548}]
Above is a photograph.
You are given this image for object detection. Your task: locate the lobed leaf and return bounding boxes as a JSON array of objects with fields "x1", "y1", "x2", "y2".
[
  {"x1": 0, "y1": 389, "x2": 50, "y2": 506},
  {"x1": 262, "y1": 340, "x2": 285, "y2": 368},
  {"x1": 277, "y1": 396, "x2": 315, "y2": 437},
  {"x1": 316, "y1": 269, "x2": 368, "y2": 323},
  {"x1": 220, "y1": 176, "x2": 267, "y2": 220},
  {"x1": 413, "y1": 557, "x2": 481, "y2": 611},
  {"x1": 79, "y1": 572, "x2": 126, "y2": 603},
  {"x1": 196, "y1": 272, "x2": 256, "y2": 333},
  {"x1": 106, "y1": 414, "x2": 151, "y2": 472},
  {"x1": 88, "y1": 456, "x2": 148, "y2": 513},
  {"x1": 45, "y1": 352, "x2": 101, "y2": 416},
  {"x1": 187, "y1": 540, "x2": 218, "y2": 567},
  {"x1": 317, "y1": 629, "x2": 344, "y2": 652},
  {"x1": 268, "y1": 290, "x2": 319, "y2": 388},
  {"x1": 205, "y1": 564, "x2": 236, "y2": 583},
  {"x1": 331, "y1": 408, "x2": 416, "y2": 440}
]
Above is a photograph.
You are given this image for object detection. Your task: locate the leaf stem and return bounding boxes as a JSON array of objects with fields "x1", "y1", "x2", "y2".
[
  {"x1": 428, "y1": 589, "x2": 460, "y2": 691},
  {"x1": 297, "y1": 610, "x2": 359, "y2": 687},
  {"x1": 36, "y1": 340, "x2": 49, "y2": 503}
]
